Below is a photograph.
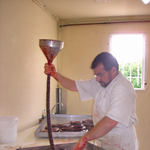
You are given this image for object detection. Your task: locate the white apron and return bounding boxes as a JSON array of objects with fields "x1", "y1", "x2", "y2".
[{"x1": 93, "y1": 89, "x2": 139, "y2": 150}]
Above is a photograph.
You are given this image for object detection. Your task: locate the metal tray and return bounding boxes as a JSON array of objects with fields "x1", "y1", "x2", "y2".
[
  {"x1": 16, "y1": 142, "x2": 104, "y2": 150},
  {"x1": 35, "y1": 114, "x2": 93, "y2": 138}
]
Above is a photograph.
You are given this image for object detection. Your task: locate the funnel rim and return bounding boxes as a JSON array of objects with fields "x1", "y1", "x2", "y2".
[
  {"x1": 39, "y1": 39, "x2": 64, "y2": 49},
  {"x1": 39, "y1": 39, "x2": 64, "y2": 42}
]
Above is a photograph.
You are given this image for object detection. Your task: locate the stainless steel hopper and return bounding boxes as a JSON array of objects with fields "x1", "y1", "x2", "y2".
[
  {"x1": 39, "y1": 39, "x2": 64, "y2": 150},
  {"x1": 16, "y1": 142, "x2": 104, "y2": 150}
]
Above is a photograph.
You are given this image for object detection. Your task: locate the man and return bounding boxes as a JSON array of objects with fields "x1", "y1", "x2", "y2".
[{"x1": 44, "y1": 52, "x2": 139, "y2": 150}]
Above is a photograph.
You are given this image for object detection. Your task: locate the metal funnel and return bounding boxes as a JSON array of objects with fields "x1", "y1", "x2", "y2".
[
  {"x1": 39, "y1": 39, "x2": 64, "y2": 150},
  {"x1": 39, "y1": 39, "x2": 64, "y2": 63}
]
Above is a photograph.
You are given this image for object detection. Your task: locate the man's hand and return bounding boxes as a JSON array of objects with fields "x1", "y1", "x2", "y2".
[
  {"x1": 73, "y1": 136, "x2": 88, "y2": 150},
  {"x1": 44, "y1": 63, "x2": 77, "y2": 91},
  {"x1": 44, "y1": 63, "x2": 57, "y2": 78},
  {"x1": 73, "y1": 116, "x2": 118, "y2": 150}
]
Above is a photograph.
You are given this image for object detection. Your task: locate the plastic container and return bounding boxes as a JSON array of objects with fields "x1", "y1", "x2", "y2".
[
  {"x1": 0, "y1": 116, "x2": 19, "y2": 143},
  {"x1": 42, "y1": 109, "x2": 46, "y2": 119}
]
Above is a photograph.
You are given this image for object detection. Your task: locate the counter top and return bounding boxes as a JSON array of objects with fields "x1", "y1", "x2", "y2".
[{"x1": 0, "y1": 125, "x2": 79, "y2": 150}]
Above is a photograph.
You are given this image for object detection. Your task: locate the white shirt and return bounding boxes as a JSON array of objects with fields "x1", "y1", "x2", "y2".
[{"x1": 75, "y1": 72, "x2": 139, "y2": 150}]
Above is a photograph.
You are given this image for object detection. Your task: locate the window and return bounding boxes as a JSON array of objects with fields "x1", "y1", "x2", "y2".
[{"x1": 109, "y1": 34, "x2": 146, "y2": 90}]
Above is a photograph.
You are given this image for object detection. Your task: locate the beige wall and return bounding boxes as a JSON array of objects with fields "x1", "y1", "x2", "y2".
[
  {"x1": 59, "y1": 23, "x2": 150, "y2": 150},
  {"x1": 0, "y1": 0, "x2": 150, "y2": 149},
  {"x1": 0, "y1": 0, "x2": 58, "y2": 132}
]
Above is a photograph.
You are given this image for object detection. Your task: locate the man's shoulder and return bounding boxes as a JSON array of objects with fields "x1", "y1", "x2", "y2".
[
  {"x1": 117, "y1": 73, "x2": 134, "y2": 87},
  {"x1": 111, "y1": 73, "x2": 136, "y2": 96}
]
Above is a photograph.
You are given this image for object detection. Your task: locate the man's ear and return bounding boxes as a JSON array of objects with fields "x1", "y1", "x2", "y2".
[{"x1": 111, "y1": 67, "x2": 117, "y2": 74}]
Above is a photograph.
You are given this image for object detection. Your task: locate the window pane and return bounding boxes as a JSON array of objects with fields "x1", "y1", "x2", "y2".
[
  {"x1": 131, "y1": 78, "x2": 141, "y2": 88},
  {"x1": 127, "y1": 77, "x2": 131, "y2": 81},
  {"x1": 131, "y1": 60, "x2": 142, "y2": 78},
  {"x1": 131, "y1": 61, "x2": 138, "y2": 77},
  {"x1": 123, "y1": 62, "x2": 130, "y2": 77},
  {"x1": 139, "y1": 59, "x2": 142, "y2": 77},
  {"x1": 119, "y1": 63, "x2": 123, "y2": 72}
]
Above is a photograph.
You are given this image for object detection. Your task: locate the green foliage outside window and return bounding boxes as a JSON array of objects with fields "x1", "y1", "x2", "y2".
[{"x1": 119, "y1": 59, "x2": 142, "y2": 88}]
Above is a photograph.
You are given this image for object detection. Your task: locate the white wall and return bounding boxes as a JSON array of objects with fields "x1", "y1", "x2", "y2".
[
  {"x1": 59, "y1": 22, "x2": 150, "y2": 150},
  {"x1": 0, "y1": 0, "x2": 58, "y2": 132}
]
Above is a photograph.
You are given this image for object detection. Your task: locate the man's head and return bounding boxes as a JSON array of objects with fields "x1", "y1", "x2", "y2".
[{"x1": 91, "y1": 52, "x2": 119, "y2": 87}]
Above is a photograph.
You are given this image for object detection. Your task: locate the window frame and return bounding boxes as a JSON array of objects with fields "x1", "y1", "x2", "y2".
[{"x1": 108, "y1": 33, "x2": 147, "y2": 90}]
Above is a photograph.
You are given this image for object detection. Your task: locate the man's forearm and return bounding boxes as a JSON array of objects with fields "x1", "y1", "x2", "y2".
[
  {"x1": 54, "y1": 72, "x2": 78, "y2": 92},
  {"x1": 44, "y1": 63, "x2": 78, "y2": 91},
  {"x1": 84, "y1": 116, "x2": 118, "y2": 141}
]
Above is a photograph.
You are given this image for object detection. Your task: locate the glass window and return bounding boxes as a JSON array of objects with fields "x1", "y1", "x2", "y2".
[{"x1": 109, "y1": 34, "x2": 146, "y2": 90}]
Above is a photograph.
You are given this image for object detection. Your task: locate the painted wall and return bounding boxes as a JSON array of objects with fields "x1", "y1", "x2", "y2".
[
  {"x1": 0, "y1": 0, "x2": 150, "y2": 149},
  {"x1": 0, "y1": 0, "x2": 58, "y2": 132},
  {"x1": 58, "y1": 23, "x2": 150, "y2": 150}
]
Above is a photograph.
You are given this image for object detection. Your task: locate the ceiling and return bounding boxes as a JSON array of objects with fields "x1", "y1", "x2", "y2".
[{"x1": 36, "y1": 0, "x2": 150, "y2": 21}]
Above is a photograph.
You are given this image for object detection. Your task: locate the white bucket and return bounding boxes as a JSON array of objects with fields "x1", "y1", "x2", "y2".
[{"x1": 0, "y1": 116, "x2": 19, "y2": 143}]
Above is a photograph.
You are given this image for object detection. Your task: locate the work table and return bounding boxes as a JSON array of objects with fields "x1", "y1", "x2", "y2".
[{"x1": 0, "y1": 125, "x2": 79, "y2": 150}]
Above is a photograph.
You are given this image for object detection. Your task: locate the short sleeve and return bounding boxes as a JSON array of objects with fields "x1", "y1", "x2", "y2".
[
  {"x1": 75, "y1": 78, "x2": 99, "y2": 101},
  {"x1": 106, "y1": 86, "x2": 136, "y2": 127}
]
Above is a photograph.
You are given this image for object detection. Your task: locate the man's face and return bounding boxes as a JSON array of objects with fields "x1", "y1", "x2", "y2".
[{"x1": 93, "y1": 63, "x2": 113, "y2": 87}]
